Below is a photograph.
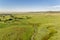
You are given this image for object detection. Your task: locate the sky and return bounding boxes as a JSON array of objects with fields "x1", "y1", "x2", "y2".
[{"x1": 0, "y1": 0, "x2": 60, "y2": 12}]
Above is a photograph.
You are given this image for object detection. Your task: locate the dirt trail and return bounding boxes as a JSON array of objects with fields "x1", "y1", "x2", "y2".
[{"x1": 31, "y1": 23, "x2": 40, "y2": 40}]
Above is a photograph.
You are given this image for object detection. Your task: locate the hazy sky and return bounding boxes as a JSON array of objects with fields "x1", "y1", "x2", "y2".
[{"x1": 0, "y1": 0, "x2": 60, "y2": 12}]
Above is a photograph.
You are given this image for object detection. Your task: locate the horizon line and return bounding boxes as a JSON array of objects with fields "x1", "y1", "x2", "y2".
[{"x1": 0, "y1": 10, "x2": 60, "y2": 13}]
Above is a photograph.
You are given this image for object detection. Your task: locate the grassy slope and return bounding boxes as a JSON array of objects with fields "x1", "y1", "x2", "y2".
[{"x1": 0, "y1": 13, "x2": 60, "y2": 40}]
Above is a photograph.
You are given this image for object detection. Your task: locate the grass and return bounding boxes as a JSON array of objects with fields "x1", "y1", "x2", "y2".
[{"x1": 0, "y1": 13, "x2": 60, "y2": 40}]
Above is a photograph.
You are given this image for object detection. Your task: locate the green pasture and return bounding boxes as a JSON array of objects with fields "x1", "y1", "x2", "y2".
[{"x1": 0, "y1": 13, "x2": 60, "y2": 40}]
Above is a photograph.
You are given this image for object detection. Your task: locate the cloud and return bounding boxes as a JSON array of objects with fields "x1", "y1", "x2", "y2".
[
  {"x1": 52, "y1": 5, "x2": 60, "y2": 8},
  {"x1": 1, "y1": 5, "x2": 60, "y2": 12},
  {"x1": 45, "y1": 5, "x2": 60, "y2": 11}
]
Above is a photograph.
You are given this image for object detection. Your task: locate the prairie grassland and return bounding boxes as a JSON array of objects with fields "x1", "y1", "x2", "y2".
[{"x1": 0, "y1": 13, "x2": 60, "y2": 40}]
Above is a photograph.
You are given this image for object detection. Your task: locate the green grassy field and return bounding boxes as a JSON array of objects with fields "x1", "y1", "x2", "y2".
[{"x1": 0, "y1": 13, "x2": 60, "y2": 40}]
